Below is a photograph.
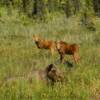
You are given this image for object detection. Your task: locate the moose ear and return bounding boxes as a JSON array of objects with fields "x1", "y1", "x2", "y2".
[
  {"x1": 49, "y1": 64, "x2": 54, "y2": 68},
  {"x1": 32, "y1": 35, "x2": 39, "y2": 42},
  {"x1": 32, "y1": 35, "x2": 35, "y2": 40},
  {"x1": 47, "y1": 64, "x2": 54, "y2": 72},
  {"x1": 49, "y1": 64, "x2": 54, "y2": 69}
]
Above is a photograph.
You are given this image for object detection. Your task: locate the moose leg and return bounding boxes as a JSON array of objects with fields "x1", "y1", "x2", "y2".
[
  {"x1": 73, "y1": 53, "x2": 80, "y2": 63},
  {"x1": 60, "y1": 53, "x2": 65, "y2": 63},
  {"x1": 50, "y1": 48, "x2": 54, "y2": 56}
]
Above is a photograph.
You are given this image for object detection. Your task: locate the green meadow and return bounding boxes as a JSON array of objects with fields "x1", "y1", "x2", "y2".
[{"x1": 0, "y1": 9, "x2": 100, "y2": 100}]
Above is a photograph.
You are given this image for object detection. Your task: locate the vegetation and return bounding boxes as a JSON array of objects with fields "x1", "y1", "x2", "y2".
[{"x1": 0, "y1": 0, "x2": 100, "y2": 100}]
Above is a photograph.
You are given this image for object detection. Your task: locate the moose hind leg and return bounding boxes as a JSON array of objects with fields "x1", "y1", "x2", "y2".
[{"x1": 73, "y1": 53, "x2": 80, "y2": 63}]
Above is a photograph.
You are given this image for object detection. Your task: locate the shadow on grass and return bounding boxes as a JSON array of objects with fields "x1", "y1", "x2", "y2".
[
  {"x1": 55, "y1": 60, "x2": 74, "y2": 68},
  {"x1": 64, "y1": 61, "x2": 74, "y2": 68}
]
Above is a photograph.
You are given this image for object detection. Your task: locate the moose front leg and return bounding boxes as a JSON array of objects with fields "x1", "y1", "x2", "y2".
[
  {"x1": 60, "y1": 53, "x2": 65, "y2": 63},
  {"x1": 50, "y1": 48, "x2": 55, "y2": 56}
]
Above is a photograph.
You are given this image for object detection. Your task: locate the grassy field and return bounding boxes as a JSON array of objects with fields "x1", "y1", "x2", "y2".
[{"x1": 0, "y1": 10, "x2": 100, "y2": 100}]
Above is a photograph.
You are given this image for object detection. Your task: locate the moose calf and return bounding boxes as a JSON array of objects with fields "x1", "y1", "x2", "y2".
[{"x1": 56, "y1": 41, "x2": 80, "y2": 63}]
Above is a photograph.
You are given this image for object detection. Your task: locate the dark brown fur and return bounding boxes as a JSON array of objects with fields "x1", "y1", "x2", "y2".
[
  {"x1": 46, "y1": 64, "x2": 64, "y2": 84},
  {"x1": 56, "y1": 41, "x2": 80, "y2": 63}
]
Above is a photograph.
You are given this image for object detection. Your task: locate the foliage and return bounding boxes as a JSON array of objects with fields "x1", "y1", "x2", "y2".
[
  {"x1": 0, "y1": 12, "x2": 100, "y2": 99},
  {"x1": 0, "y1": 0, "x2": 99, "y2": 18},
  {"x1": 0, "y1": 0, "x2": 100, "y2": 100}
]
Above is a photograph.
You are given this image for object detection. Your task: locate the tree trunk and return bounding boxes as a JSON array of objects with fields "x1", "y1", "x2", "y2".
[{"x1": 93, "y1": 0, "x2": 100, "y2": 16}]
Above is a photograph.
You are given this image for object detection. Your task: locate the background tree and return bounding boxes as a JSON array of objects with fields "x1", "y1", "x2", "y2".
[
  {"x1": 93, "y1": 0, "x2": 100, "y2": 16},
  {"x1": 0, "y1": 0, "x2": 100, "y2": 18}
]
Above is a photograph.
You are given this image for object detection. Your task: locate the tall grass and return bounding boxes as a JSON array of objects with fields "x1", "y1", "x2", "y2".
[{"x1": 0, "y1": 8, "x2": 100, "y2": 100}]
